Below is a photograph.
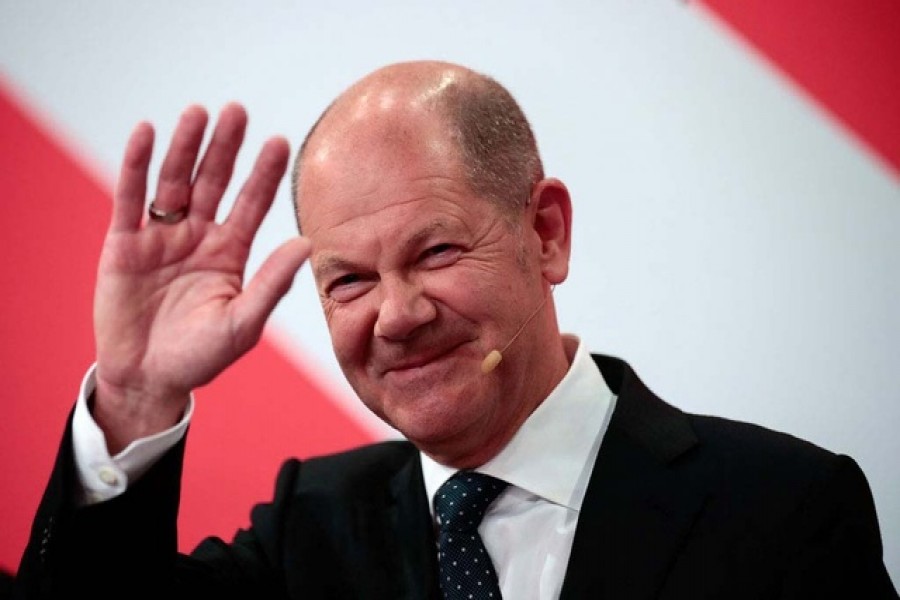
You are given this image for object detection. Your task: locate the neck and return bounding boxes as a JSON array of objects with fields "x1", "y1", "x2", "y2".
[{"x1": 423, "y1": 329, "x2": 572, "y2": 469}]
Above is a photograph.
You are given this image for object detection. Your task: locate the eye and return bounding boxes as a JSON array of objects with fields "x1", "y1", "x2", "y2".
[
  {"x1": 419, "y1": 244, "x2": 461, "y2": 268},
  {"x1": 326, "y1": 273, "x2": 374, "y2": 303}
]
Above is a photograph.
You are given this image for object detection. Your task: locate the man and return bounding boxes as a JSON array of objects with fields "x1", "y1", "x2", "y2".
[{"x1": 15, "y1": 61, "x2": 897, "y2": 598}]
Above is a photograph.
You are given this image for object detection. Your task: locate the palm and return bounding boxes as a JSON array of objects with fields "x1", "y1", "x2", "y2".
[{"x1": 98, "y1": 219, "x2": 246, "y2": 392}]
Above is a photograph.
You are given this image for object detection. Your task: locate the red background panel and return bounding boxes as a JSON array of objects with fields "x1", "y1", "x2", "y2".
[
  {"x1": 1, "y1": 81, "x2": 107, "y2": 572},
  {"x1": 700, "y1": 0, "x2": 900, "y2": 175}
]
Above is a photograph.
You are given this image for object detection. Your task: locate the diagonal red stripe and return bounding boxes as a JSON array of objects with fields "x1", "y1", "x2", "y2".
[
  {"x1": 699, "y1": 0, "x2": 900, "y2": 176},
  {"x1": 0, "y1": 80, "x2": 375, "y2": 572}
]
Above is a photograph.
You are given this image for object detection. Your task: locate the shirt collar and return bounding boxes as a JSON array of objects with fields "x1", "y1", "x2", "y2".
[{"x1": 421, "y1": 335, "x2": 617, "y2": 513}]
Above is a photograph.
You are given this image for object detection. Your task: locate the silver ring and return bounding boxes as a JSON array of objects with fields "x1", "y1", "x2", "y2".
[{"x1": 148, "y1": 201, "x2": 188, "y2": 224}]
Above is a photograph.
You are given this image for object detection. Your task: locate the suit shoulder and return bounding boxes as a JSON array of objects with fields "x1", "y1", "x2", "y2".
[
  {"x1": 680, "y1": 412, "x2": 867, "y2": 509},
  {"x1": 687, "y1": 412, "x2": 837, "y2": 468},
  {"x1": 273, "y1": 439, "x2": 419, "y2": 498},
  {"x1": 601, "y1": 354, "x2": 838, "y2": 479}
]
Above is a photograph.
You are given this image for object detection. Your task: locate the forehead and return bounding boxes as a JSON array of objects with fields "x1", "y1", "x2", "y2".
[{"x1": 297, "y1": 114, "x2": 472, "y2": 236}]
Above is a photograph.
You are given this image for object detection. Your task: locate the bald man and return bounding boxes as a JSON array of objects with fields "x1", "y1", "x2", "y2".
[{"x1": 15, "y1": 62, "x2": 897, "y2": 599}]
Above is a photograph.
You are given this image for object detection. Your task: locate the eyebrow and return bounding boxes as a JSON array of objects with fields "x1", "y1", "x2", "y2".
[
  {"x1": 313, "y1": 255, "x2": 359, "y2": 281},
  {"x1": 313, "y1": 219, "x2": 455, "y2": 281},
  {"x1": 401, "y1": 219, "x2": 451, "y2": 254}
]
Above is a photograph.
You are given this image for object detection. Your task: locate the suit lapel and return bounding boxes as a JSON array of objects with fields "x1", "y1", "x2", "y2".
[
  {"x1": 560, "y1": 355, "x2": 708, "y2": 599},
  {"x1": 388, "y1": 451, "x2": 442, "y2": 600}
]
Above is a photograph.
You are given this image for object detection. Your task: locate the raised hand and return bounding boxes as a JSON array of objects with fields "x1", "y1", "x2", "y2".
[{"x1": 92, "y1": 103, "x2": 310, "y2": 452}]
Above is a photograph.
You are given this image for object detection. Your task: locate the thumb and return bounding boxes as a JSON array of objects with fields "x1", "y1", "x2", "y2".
[{"x1": 230, "y1": 236, "x2": 312, "y2": 352}]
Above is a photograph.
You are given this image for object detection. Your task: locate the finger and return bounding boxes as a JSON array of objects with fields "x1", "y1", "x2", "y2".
[
  {"x1": 152, "y1": 105, "x2": 209, "y2": 217},
  {"x1": 224, "y1": 136, "x2": 290, "y2": 244},
  {"x1": 230, "y1": 236, "x2": 312, "y2": 352},
  {"x1": 111, "y1": 121, "x2": 154, "y2": 233},
  {"x1": 189, "y1": 102, "x2": 248, "y2": 222}
]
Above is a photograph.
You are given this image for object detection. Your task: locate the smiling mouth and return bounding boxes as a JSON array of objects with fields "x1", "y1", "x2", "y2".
[{"x1": 381, "y1": 340, "x2": 470, "y2": 376}]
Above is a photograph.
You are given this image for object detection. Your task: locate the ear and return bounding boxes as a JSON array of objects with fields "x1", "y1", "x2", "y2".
[{"x1": 528, "y1": 177, "x2": 572, "y2": 285}]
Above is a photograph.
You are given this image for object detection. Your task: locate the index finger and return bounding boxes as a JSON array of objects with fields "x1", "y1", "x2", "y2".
[{"x1": 111, "y1": 121, "x2": 155, "y2": 233}]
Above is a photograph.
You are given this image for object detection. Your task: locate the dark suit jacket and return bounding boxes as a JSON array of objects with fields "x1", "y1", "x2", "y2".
[{"x1": 15, "y1": 355, "x2": 898, "y2": 598}]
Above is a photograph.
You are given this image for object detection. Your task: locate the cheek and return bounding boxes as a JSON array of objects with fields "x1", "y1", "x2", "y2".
[
  {"x1": 428, "y1": 268, "x2": 513, "y2": 324},
  {"x1": 325, "y1": 306, "x2": 372, "y2": 369},
  {"x1": 424, "y1": 263, "x2": 496, "y2": 308}
]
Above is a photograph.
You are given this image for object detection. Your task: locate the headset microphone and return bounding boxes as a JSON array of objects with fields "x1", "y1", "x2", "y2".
[{"x1": 480, "y1": 286, "x2": 555, "y2": 374}]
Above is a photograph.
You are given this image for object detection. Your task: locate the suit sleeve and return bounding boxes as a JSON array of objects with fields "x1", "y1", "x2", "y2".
[
  {"x1": 14, "y1": 411, "x2": 184, "y2": 598},
  {"x1": 13, "y1": 413, "x2": 300, "y2": 599}
]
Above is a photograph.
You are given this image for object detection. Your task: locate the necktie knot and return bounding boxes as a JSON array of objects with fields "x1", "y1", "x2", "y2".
[{"x1": 434, "y1": 471, "x2": 508, "y2": 532}]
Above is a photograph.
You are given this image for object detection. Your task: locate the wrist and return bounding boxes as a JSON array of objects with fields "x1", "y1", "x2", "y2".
[{"x1": 93, "y1": 375, "x2": 190, "y2": 454}]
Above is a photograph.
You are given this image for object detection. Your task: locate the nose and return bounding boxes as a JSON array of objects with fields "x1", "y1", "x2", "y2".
[{"x1": 373, "y1": 276, "x2": 436, "y2": 341}]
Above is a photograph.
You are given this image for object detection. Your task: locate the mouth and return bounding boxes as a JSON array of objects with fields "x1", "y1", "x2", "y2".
[{"x1": 380, "y1": 340, "x2": 470, "y2": 377}]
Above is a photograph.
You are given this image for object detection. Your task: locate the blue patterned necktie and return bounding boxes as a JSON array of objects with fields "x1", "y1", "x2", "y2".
[{"x1": 434, "y1": 471, "x2": 508, "y2": 599}]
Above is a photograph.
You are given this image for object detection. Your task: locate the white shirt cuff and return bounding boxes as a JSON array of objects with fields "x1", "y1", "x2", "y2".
[{"x1": 72, "y1": 364, "x2": 194, "y2": 505}]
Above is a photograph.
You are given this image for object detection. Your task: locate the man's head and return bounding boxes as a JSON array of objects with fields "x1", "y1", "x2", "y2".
[
  {"x1": 294, "y1": 61, "x2": 573, "y2": 467},
  {"x1": 292, "y1": 61, "x2": 543, "y2": 229}
]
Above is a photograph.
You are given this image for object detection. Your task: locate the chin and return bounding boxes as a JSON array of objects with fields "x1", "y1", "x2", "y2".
[
  {"x1": 354, "y1": 357, "x2": 498, "y2": 437},
  {"x1": 386, "y1": 389, "x2": 478, "y2": 437}
]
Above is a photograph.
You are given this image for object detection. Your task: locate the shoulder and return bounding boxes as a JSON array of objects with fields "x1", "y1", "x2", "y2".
[
  {"x1": 593, "y1": 352, "x2": 863, "y2": 500},
  {"x1": 681, "y1": 414, "x2": 882, "y2": 541},
  {"x1": 588, "y1": 354, "x2": 894, "y2": 594},
  {"x1": 684, "y1": 412, "x2": 856, "y2": 501},
  {"x1": 270, "y1": 439, "x2": 419, "y2": 499},
  {"x1": 689, "y1": 411, "x2": 837, "y2": 468}
]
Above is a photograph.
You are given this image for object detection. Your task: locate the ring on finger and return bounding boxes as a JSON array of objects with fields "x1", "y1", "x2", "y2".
[{"x1": 148, "y1": 201, "x2": 188, "y2": 224}]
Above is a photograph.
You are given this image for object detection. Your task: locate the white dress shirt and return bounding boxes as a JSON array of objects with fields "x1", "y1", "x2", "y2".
[
  {"x1": 72, "y1": 367, "x2": 193, "y2": 505},
  {"x1": 72, "y1": 335, "x2": 616, "y2": 599},
  {"x1": 421, "y1": 335, "x2": 617, "y2": 600}
]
